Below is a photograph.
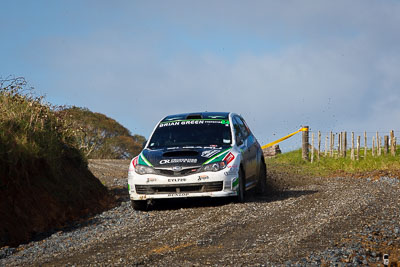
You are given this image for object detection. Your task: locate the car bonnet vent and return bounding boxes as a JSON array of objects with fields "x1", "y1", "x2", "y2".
[
  {"x1": 163, "y1": 151, "x2": 199, "y2": 157},
  {"x1": 186, "y1": 114, "x2": 202, "y2": 119}
]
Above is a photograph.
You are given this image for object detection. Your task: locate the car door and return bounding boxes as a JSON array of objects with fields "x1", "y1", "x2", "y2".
[
  {"x1": 233, "y1": 116, "x2": 249, "y2": 175},
  {"x1": 235, "y1": 116, "x2": 257, "y2": 183},
  {"x1": 233, "y1": 116, "x2": 255, "y2": 186}
]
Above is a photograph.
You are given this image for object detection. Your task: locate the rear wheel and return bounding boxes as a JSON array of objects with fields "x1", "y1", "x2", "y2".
[
  {"x1": 131, "y1": 200, "x2": 149, "y2": 211},
  {"x1": 237, "y1": 169, "x2": 246, "y2": 203},
  {"x1": 256, "y1": 160, "x2": 267, "y2": 195}
]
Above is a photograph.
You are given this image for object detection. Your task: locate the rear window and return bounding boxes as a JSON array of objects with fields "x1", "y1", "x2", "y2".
[{"x1": 148, "y1": 119, "x2": 232, "y2": 148}]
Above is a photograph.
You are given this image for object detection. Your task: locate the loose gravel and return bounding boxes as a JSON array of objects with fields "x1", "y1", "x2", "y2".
[{"x1": 1, "y1": 161, "x2": 399, "y2": 266}]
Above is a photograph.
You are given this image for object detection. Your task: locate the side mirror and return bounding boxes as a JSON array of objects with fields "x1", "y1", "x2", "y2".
[{"x1": 236, "y1": 136, "x2": 243, "y2": 146}]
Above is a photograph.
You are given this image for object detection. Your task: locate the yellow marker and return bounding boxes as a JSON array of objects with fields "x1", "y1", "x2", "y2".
[{"x1": 262, "y1": 127, "x2": 308, "y2": 149}]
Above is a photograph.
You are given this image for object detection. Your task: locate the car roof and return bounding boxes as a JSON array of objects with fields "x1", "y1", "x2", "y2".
[{"x1": 161, "y1": 112, "x2": 231, "y2": 122}]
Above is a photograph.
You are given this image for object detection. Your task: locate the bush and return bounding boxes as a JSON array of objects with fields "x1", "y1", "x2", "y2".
[{"x1": 58, "y1": 107, "x2": 145, "y2": 159}]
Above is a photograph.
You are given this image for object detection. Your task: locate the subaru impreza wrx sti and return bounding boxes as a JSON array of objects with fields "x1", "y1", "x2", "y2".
[{"x1": 128, "y1": 112, "x2": 267, "y2": 210}]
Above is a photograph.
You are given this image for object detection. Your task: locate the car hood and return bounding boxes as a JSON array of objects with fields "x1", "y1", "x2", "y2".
[{"x1": 140, "y1": 146, "x2": 232, "y2": 168}]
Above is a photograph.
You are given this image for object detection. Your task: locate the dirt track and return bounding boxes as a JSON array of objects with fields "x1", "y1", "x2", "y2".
[{"x1": 1, "y1": 160, "x2": 399, "y2": 266}]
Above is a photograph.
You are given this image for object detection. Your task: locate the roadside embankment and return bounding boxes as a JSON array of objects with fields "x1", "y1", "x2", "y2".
[{"x1": 0, "y1": 78, "x2": 115, "y2": 247}]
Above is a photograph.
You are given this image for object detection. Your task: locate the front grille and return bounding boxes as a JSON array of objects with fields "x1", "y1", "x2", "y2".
[
  {"x1": 155, "y1": 167, "x2": 200, "y2": 177},
  {"x1": 135, "y1": 181, "x2": 223, "y2": 195}
]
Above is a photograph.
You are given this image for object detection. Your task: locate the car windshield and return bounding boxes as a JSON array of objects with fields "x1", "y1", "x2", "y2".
[{"x1": 148, "y1": 119, "x2": 232, "y2": 148}]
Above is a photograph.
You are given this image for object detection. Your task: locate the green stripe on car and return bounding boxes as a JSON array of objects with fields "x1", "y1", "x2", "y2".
[
  {"x1": 203, "y1": 148, "x2": 231, "y2": 165},
  {"x1": 138, "y1": 154, "x2": 153, "y2": 167},
  {"x1": 232, "y1": 177, "x2": 239, "y2": 189}
]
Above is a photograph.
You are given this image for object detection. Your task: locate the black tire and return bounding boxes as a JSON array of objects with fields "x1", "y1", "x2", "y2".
[
  {"x1": 237, "y1": 168, "x2": 246, "y2": 203},
  {"x1": 131, "y1": 200, "x2": 148, "y2": 211},
  {"x1": 256, "y1": 158, "x2": 267, "y2": 195},
  {"x1": 256, "y1": 161, "x2": 267, "y2": 195}
]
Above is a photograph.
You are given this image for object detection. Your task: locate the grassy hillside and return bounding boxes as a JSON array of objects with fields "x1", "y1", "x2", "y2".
[{"x1": 0, "y1": 78, "x2": 114, "y2": 246}]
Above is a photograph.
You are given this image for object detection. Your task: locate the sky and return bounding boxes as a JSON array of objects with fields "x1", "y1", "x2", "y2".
[{"x1": 1, "y1": 0, "x2": 400, "y2": 151}]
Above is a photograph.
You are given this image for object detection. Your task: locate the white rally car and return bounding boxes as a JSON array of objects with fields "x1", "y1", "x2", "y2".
[{"x1": 128, "y1": 112, "x2": 267, "y2": 210}]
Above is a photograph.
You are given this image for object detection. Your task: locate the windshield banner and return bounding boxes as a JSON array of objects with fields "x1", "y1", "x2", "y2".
[{"x1": 159, "y1": 119, "x2": 229, "y2": 127}]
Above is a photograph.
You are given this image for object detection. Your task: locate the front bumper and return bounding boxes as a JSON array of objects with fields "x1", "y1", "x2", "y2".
[{"x1": 128, "y1": 171, "x2": 238, "y2": 200}]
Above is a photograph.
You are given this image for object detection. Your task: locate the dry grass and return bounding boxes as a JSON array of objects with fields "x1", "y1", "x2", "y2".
[
  {"x1": 0, "y1": 77, "x2": 84, "y2": 167},
  {"x1": 0, "y1": 77, "x2": 114, "y2": 247}
]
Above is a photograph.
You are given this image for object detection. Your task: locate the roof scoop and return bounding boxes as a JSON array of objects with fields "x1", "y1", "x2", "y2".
[
  {"x1": 186, "y1": 114, "x2": 202, "y2": 119},
  {"x1": 163, "y1": 150, "x2": 199, "y2": 157}
]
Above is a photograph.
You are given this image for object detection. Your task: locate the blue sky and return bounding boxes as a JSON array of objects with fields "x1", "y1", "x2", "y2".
[{"x1": 2, "y1": 0, "x2": 400, "y2": 151}]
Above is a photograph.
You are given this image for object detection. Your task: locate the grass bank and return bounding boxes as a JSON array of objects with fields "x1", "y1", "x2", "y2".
[
  {"x1": 0, "y1": 78, "x2": 114, "y2": 247},
  {"x1": 266, "y1": 148, "x2": 400, "y2": 183}
]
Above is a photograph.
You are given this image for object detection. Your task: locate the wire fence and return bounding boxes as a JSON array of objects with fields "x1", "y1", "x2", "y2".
[{"x1": 307, "y1": 129, "x2": 398, "y2": 162}]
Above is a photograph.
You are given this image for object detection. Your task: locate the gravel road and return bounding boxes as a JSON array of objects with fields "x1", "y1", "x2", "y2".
[{"x1": 1, "y1": 160, "x2": 399, "y2": 266}]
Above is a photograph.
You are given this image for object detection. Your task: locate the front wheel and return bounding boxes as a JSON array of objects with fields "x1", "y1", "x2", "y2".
[
  {"x1": 131, "y1": 200, "x2": 149, "y2": 211},
  {"x1": 256, "y1": 161, "x2": 267, "y2": 195},
  {"x1": 237, "y1": 169, "x2": 246, "y2": 203}
]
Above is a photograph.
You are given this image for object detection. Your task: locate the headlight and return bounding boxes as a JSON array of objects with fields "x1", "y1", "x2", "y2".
[
  {"x1": 200, "y1": 161, "x2": 227, "y2": 172},
  {"x1": 135, "y1": 164, "x2": 156, "y2": 175}
]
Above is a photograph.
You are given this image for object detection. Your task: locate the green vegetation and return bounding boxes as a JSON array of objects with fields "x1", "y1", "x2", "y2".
[
  {"x1": 266, "y1": 148, "x2": 400, "y2": 177},
  {"x1": 0, "y1": 77, "x2": 81, "y2": 167},
  {"x1": 0, "y1": 77, "x2": 114, "y2": 247},
  {"x1": 59, "y1": 107, "x2": 145, "y2": 159}
]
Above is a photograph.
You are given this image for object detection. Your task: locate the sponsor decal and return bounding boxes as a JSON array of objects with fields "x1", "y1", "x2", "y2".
[
  {"x1": 201, "y1": 149, "x2": 221, "y2": 158},
  {"x1": 167, "y1": 193, "x2": 189, "y2": 197},
  {"x1": 159, "y1": 121, "x2": 180, "y2": 127},
  {"x1": 203, "y1": 148, "x2": 231, "y2": 165},
  {"x1": 146, "y1": 177, "x2": 157, "y2": 183},
  {"x1": 225, "y1": 165, "x2": 239, "y2": 176},
  {"x1": 198, "y1": 175, "x2": 209, "y2": 181},
  {"x1": 159, "y1": 119, "x2": 229, "y2": 128},
  {"x1": 160, "y1": 158, "x2": 197, "y2": 164},
  {"x1": 167, "y1": 147, "x2": 180, "y2": 150},
  {"x1": 223, "y1": 152, "x2": 235, "y2": 164},
  {"x1": 131, "y1": 156, "x2": 139, "y2": 168},
  {"x1": 224, "y1": 168, "x2": 238, "y2": 176},
  {"x1": 167, "y1": 178, "x2": 187, "y2": 183},
  {"x1": 228, "y1": 164, "x2": 239, "y2": 169}
]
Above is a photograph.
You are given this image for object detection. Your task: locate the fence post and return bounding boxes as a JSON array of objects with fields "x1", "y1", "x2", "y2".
[
  {"x1": 384, "y1": 135, "x2": 389, "y2": 155},
  {"x1": 330, "y1": 131, "x2": 333, "y2": 157},
  {"x1": 364, "y1": 131, "x2": 367, "y2": 159},
  {"x1": 338, "y1": 132, "x2": 342, "y2": 157},
  {"x1": 302, "y1": 126, "x2": 309, "y2": 161},
  {"x1": 372, "y1": 137, "x2": 375, "y2": 157},
  {"x1": 390, "y1": 130, "x2": 395, "y2": 156},
  {"x1": 325, "y1": 135, "x2": 328, "y2": 157},
  {"x1": 318, "y1": 131, "x2": 321, "y2": 160},
  {"x1": 311, "y1": 132, "x2": 314, "y2": 163},
  {"x1": 351, "y1": 132, "x2": 355, "y2": 160},
  {"x1": 377, "y1": 132, "x2": 381, "y2": 156},
  {"x1": 343, "y1": 131, "x2": 347, "y2": 158},
  {"x1": 357, "y1": 136, "x2": 361, "y2": 160}
]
